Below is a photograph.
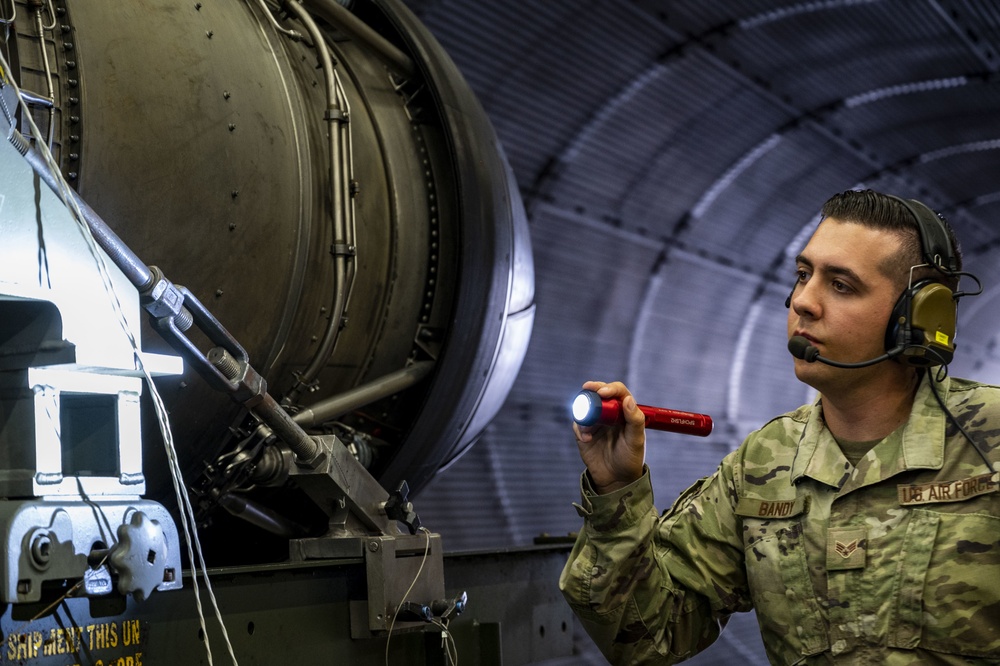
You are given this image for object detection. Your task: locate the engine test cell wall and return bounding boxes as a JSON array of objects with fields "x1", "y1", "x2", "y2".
[{"x1": 5, "y1": 0, "x2": 533, "y2": 544}]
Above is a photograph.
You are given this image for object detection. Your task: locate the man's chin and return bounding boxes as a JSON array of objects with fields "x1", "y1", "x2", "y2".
[{"x1": 793, "y1": 359, "x2": 836, "y2": 391}]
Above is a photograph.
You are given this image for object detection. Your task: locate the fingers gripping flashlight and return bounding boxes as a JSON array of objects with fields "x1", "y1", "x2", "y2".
[{"x1": 572, "y1": 390, "x2": 714, "y2": 437}]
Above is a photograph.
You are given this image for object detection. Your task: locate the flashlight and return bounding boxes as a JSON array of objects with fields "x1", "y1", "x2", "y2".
[{"x1": 572, "y1": 389, "x2": 713, "y2": 437}]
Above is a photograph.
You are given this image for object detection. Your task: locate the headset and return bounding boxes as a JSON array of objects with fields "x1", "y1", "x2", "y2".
[
  {"x1": 883, "y1": 195, "x2": 959, "y2": 367},
  {"x1": 785, "y1": 194, "x2": 967, "y2": 368}
]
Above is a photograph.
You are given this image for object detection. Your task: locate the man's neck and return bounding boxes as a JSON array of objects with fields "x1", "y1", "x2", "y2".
[{"x1": 819, "y1": 369, "x2": 921, "y2": 442}]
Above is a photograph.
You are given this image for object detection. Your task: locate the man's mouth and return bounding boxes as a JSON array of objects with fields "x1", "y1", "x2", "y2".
[{"x1": 792, "y1": 330, "x2": 819, "y2": 345}]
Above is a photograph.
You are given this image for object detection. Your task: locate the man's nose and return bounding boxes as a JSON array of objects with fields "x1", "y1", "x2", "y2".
[{"x1": 790, "y1": 281, "x2": 820, "y2": 317}]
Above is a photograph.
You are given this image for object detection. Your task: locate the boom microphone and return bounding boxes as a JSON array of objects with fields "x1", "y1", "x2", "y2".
[
  {"x1": 787, "y1": 335, "x2": 900, "y2": 368},
  {"x1": 572, "y1": 389, "x2": 714, "y2": 437}
]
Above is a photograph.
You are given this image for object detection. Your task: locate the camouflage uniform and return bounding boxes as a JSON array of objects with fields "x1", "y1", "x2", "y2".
[{"x1": 560, "y1": 375, "x2": 1000, "y2": 664}]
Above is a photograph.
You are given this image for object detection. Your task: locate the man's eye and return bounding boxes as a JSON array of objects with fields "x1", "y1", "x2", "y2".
[{"x1": 832, "y1": 280, "x2": 852, "y2": 293}]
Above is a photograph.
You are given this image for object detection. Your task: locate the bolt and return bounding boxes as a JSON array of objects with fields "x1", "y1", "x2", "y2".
[
  {"x1": 231, "y1": 189, "x2": 239, "y2": 199},
  {"x1": 208, "y1": 348, "x2": 241, "y2": 380},
  {"x1": 228, "y1": 123, "x2": 236, "y2": 132},
  {"x1": 215, "y1": 289, "x2": 224, "y2": 298},
  {"x1": 368, "y1": 541, "x2": 380, "y2": 553},
  {"x1": 30, "y1": 534, "x2": 52, "y2": 567},
  {"x1": 195, "y1": 2, "x2": 202, "y2": 8},
  {"x1": 206, "y1": 30, "x2": 214, "y2": 39},
  {"x1": 223, "y1": 91, "x2": 231, "y2": 100}
]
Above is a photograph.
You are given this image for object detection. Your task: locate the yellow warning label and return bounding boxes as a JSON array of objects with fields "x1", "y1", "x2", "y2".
[{"x1": 6, "y1": 619, "x2": 144, "y2": 664}]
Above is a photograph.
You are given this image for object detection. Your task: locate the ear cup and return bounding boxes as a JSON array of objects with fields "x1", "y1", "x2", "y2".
[
  {"x1": 884, "y1": 279, "x2": 957, "y2": 367},
  {"x1": 884, "y1": 195, "x2": 962, "y2": 366}
]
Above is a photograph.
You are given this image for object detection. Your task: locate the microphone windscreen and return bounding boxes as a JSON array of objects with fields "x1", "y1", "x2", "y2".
[{"x1": 788, "y1": 336, "x2": 817, "y2": 361}]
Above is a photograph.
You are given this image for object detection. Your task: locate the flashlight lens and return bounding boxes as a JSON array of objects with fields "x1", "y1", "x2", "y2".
[{"x1": 572, "y1": 391, "x2": 596, "y2": 423}]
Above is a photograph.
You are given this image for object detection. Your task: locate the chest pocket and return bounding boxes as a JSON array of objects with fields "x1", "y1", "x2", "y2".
[
  {"x1": 891, "y1": 508, "x2": 1000, "y2": 657},
  {"x1": 736, "y1": 498, "x2": 828, "y2": 664}
]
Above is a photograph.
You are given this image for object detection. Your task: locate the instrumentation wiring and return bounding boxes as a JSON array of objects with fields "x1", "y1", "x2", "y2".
[{"x1": 0, "y1": 48, "x2": 240, "y2": 666}]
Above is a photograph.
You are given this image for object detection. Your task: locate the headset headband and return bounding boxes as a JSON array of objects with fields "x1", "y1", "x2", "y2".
[{"x1": 885, "y1": 195, "x2": 957, "y2": 274}]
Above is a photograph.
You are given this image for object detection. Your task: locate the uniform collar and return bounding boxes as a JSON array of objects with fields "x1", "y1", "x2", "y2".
[{"x1": 790, "y1": 373, "x2": 948, "y2": 489}]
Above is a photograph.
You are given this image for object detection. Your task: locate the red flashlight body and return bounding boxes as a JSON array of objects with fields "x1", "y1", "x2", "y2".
[
  {"x1": 575, "y1": 390, "x2": 713, "y2": 437},
  {"x1": 640, "y1": 403, "x2": 713, "y2": 437}
]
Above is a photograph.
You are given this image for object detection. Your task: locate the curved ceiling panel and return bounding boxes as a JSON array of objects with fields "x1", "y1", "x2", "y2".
[
  {"x1": 406, "y1": 0, "x2": 1000, "y2": 485},
  {"x1": 407, "y1": 1, "x2": 1000, "y2": 659}
]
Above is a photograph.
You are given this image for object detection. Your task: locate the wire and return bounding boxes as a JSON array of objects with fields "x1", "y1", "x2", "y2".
[
  {"x1": 0, "y1": 0, "x2": 15, "y2": 25},
  {"x1": 385, "y1": 526, "x2": 432, "y2": 666},
  {"x1": 431, "y1": 618, "x2": 458, "y2": 666},
  {"x1": 0, "y1": 49, "x2": 239, "y2": 665},
  {"x1": 10, "y1": 579, "x2": 85, "y2": 634},
  {"x1": 925, "y1": 368, "x2": 996, "y2": 474},
  {"x1": 252, "y1": 0, "x2": 303, "y2": 40}
]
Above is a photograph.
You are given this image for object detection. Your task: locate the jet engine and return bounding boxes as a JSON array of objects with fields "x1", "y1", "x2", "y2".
[{"x1": 1, "y1": 0, "x2": 533, "y2": 564}]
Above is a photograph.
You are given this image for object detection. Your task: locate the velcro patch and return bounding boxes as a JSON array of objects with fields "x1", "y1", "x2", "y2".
[
  {"x1": 826, "y1": 527, "x2": 867, "y2": 571},
  {"x1": 897, "y1": 472, "x2": 999, "y2": 506}
]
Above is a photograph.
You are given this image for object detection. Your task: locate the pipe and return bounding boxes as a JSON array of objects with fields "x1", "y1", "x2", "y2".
[
  {"x1": 283, "y1": 0, "x2": 357, "y2": 404},
  {"x1": 218, "y1": 493, "x2": 307, "y2": 538},
  {"x1": 305, "y1": 0, "x2": 415, "y2": 78},
  {"x1": 293, "y1": 360, "x2": 434, "y2": 427}
]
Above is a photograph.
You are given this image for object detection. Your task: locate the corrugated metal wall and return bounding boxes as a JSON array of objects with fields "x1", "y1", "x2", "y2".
[{"x1": 404, "y1": 1, "x2": 1000, "y2": 663}]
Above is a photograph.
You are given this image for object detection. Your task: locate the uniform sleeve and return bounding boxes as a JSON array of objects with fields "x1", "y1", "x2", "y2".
[{"x1": 559, "y1": 456, "x2": 751, "y2": 664}]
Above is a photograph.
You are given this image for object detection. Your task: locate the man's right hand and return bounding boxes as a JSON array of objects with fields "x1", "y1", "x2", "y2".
[{"x1": 573, "y1": 380, "x2": 647, "y2": 495}]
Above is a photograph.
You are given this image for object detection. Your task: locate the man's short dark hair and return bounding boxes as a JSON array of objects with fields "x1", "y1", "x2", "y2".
[{"x1": 820, "y1": 189, "x2": 962, "y2": 291}]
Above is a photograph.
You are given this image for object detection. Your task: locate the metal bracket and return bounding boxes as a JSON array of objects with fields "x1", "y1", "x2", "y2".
[{"x1": 348, "y1": 532, "x2": 447, "y2": 637}]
